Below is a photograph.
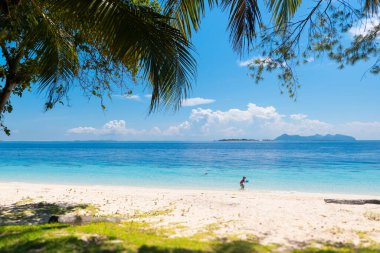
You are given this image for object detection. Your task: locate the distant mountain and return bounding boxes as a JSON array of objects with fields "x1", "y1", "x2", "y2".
[
  {"x1": 274, "y1": 134, "x2": 356, "y2": 142},
  {"x1": 218, "y1": 138, "x2": 258, "y2": 142}
]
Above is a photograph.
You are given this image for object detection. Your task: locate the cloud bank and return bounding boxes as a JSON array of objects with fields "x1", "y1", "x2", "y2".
[
  {"x1": 182, "y1": 97, "x2": 216, "y2": 107},
  {"x1": 115, "y1": 94, "x2": 215, "y2": 107},
  {"x1": 67, "y1": 103, "x2": 380, "y2": 140},
  {"x1": 68, "y1": 120, "x2": 143, "y2": 135}
]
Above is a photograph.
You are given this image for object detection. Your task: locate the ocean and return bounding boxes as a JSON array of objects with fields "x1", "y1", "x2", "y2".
[{"x1": 1, "y1": 141, "x2": 379, "y2": 194}]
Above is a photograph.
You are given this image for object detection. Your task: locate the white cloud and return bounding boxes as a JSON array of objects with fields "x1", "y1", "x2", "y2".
[
  {"x1": 144, "y1": 94, "x2": 152, "y2": 99},
  {"x1": 190, "y1": 103, "x2": 282, "y2": 123},
  {"x1": 349, "y1": 16, "x2": 380, "y2": 36},
  {"x1": 290, "y1": 114, "x2": 308, "y2": 120},
  {"x1": 186, "y1": 104, "x2": 331, "y2": 138},
  {"x1": 67, "y1": 103, "x2": 380, "y2": 140},
  {"x1": 67, "y1": 127, "x2": 97, "y2": 134},
  {"x1": 114, "y1": 94, "x2": 141, "y2": 101},
  {"x1": 238, "y1": 57, "x2": 285, "y2": 68},
  {"x1": 164, "y1": 121, "x2": 191, "y2": 135},
  {"x1": 238, "y1": 59, "x2": 255, "y2": 67},
  {"x1": 239, "y1": 56, "x2": 313, "y2": 67},
  {"x1": 182, "y1": 97, "x2": 216, "y2": 107},
  {"x1": 123, "y1": 95, "x2": 140, "y2": 101},
  {"x1": 340, "y1": 121, "x2": 380, "y2": 140},
  {"x1": 67, "y1": 120, "x2": 143, "y2": 136},
  {"x1": 102, "y1": 120, "x2": 138, "y2": 134}
]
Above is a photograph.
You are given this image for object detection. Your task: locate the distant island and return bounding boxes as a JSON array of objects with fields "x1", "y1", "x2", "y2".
[
  {"x1": 274, "y1": 134, "x2": 356, "y2": 142},
  {"x1": 218, "y1": 138, "x2": 273, "y2": 142},
  {"x1": 218, "y1": 138, "x2": 259, "y2": 142},
  {"x1": 218, "y1": 134, "x2": 356, "y2": 142}
]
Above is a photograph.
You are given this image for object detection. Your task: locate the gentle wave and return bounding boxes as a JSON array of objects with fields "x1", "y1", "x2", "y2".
[{"x1": 1, "y1": 141, "x2": 380, "y2": 194}]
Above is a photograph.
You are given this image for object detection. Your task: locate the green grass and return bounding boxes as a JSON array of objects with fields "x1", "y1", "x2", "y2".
[
  {"x1": 15, "y1": 198, "x2": 34, "y2": 206},
  {"x1": 72, "y1": 204, "x2": 99, "y2": 216},
  {"x1": 0, "y1": 222, "x2": 379, "y2": 253},
  {"x1": 293, "y1": 245, "x2": 380, "y2": 253},
  {"x1": 0, "y1": 222, "x2": 271, "y2": 253},
  {"x1": 131, "y1": 207, "x2": 174, "y2": 219}
]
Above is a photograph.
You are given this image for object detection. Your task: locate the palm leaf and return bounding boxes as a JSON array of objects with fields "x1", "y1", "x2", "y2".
[
  {"x1": 267, "y1": 0, "x2": 302, "y2": 31},
  {"x1": 221, "y1": 0, "x2": 261, "y2": 53},
  {"x1": 17, "y1": 1, "x2": 79, "y2": 105},
  {"x1": 49, "y1": 0, "x2": 196, "y2": 110},
  {"x1": 163, "y1": 0, "x2": 217, "y2": 40}
]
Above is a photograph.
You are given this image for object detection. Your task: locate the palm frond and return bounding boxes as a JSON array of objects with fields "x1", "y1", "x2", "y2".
[
  {"x1": 267, "y1": 0, "x2": 302, "y2": 31},
  {"x1": 163, "y1": 0, "x2": 217, "y2": 40},
  {"x1": 22, "y1": 1, "x2": 79, "y2": 105},
  {"x1": 221, "y1": 0, "x2": 261, "y2": 54},
  {"x1": 49, "y1": 0, "x2": 196, "y2": 110}
]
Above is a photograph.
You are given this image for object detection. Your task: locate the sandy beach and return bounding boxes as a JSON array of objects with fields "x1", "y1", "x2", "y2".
[{"x1": 1, "y1": 182, "x2": 379, "y2": 248}]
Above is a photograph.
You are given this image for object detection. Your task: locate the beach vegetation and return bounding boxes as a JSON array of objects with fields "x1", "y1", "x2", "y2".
[
  {"x1": 0, "y1": 0, "x2": 195, "y2": 134},
  {"x1": 191, "y1": 223, "x2": 220, "y2": 241},
  {"x1": 14, "y1": 197, "x2": 34, "y2": 206},
  {"x1": 131, "y1": 207, "x2": 175, "y2": 219},
  {"x1": 354, "y1": 230, "x2": 379, "y2": 247},
  {"x1": 204, "y1": 223, "x2": 221, "y2": 232},
  {"x1": 0, "y1": 199, "x2": 379, "y2": 253},
  {"x1": 169, "y1": 222, "x2": 188, "y2": 232},
  {"x1": 0, "y1": 222, "x2": 268, "y2": 253},
  {"x1": 293, "y1": 247, "x2": 380, "y2": 253},
  {"x1": 1, "y1": 221, "x2": 379, "y2": 253},
  {"x1": 364, "y1": 211, "x2": 380, "y2": 221},
  {"x1": 72, "y1": 204, "x2": 99, "y2": 216},
  {"x1": 164, "y1": 0, "x2": 379, "y2": 99},
  {"x1": 245, "y1": 0, "x2": 380, "y2": 98}
]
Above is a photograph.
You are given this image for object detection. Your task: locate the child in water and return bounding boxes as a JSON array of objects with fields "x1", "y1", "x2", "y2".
[{"x1": 240, "y1": 176, "x2": 247, "y2": 190}]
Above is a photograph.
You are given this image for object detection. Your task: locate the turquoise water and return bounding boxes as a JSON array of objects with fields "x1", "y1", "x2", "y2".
[{"x1": 0, "y1": 141, "x2": 380, "y2": 194}]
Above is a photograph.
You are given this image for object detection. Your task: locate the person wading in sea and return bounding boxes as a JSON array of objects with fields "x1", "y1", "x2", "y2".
[{"x1": 240, "y1": 176, "x2": 247, "y2": 190}]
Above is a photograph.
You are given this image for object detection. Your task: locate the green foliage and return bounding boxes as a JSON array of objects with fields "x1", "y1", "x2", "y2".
[
  {"x1": 132, "y1": 0, "x2": 161, "y2": 11},
  {"x1": 0, "y1": 0, "x2": 195, "y2": 134},
  {"x1": 245, "y1": 1, "x2": 379, "y2": 98},
  {"x1": 14, "y1": 198, "x2": 34, "y2": 206},
  {"x1": 164, "y1": 0, "x2": 261, "y2": 54},
  {"x1": 0, "y1": 222, "x2": 379, "y2": 253},
  {"x1": 0, "y1": 222, "x2": 249, "y2": 253},
  {"x1": 163, "y1": 0, "x2": 379, "y2": 98},
  {"x1": 267, "y1": 0, "x2": 303, "y2": 31}
]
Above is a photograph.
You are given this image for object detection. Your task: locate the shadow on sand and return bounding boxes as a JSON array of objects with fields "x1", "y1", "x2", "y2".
[
  {"x1": 0, "y1": 202, "x2": 91, "y2": 225},
  {"x1": 0, "y1": 234, "x2": 125, "y2": 253}
]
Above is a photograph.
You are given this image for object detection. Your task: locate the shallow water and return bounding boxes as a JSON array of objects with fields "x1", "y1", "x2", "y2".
[{"x1": 1, "y1": 141, "x2": 380, "y2": 194}]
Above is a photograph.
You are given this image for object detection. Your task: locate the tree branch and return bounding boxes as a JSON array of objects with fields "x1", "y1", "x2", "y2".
[
  {"x1": 0, "y1": 43, "x2": 10, "y2": 63},
  {"x1": 0, "y1": 78, "x2": 16, "y2": 113},
  {"x1": 0, "y1": 46, "x2": 22, "y2": 114}
]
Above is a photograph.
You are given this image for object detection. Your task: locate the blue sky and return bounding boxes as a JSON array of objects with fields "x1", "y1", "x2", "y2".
[{"x1": 1, "y1": 7, "x2": 380, "y2": 141}]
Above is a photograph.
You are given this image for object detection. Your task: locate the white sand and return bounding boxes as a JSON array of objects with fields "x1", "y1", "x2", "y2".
[{"x1": 1, "y1": 182, "x2": 379, "y2": 247}]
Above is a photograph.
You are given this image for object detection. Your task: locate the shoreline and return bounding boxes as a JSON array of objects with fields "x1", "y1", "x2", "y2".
[
  {"x1": 1, "y1": 180, "x2": 379, "y2": 197},
  {"x1": 1, "y1": 182, "x2": 380, "y2": 247}
]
